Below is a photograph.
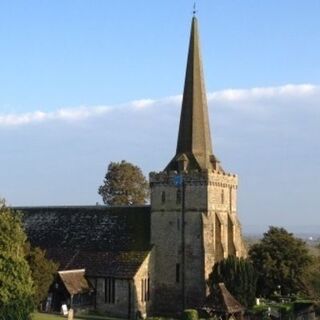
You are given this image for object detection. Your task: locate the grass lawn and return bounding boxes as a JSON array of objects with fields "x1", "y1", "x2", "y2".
[
  {"x1": 32, "y1": 313, "x2": 65, "y2": 320},
  {"x1": 32, "y1": 312, "x2": 121, "y2": 320}
]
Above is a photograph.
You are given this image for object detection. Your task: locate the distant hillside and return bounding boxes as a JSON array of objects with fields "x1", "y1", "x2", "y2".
[{"x1": 244, "y1": 225, "x2": 320, "y2": 239}]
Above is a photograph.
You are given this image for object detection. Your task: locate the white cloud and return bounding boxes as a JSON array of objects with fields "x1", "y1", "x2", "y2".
[
  {"x1": 131, "y1": 99, "x2": 155, "y2": 109},
  {"x1": 0, "y1": 84, "x2": 319, "y2": 127},
  {"x1": 207, "y1": 84, "x2": 317, "y2": 102},
  {"x1": 0, "y1": 105, "x2": 112, "y2": 126},
  {"x1": 1, "y1": 83, "x2": 320, "y2": 228}
]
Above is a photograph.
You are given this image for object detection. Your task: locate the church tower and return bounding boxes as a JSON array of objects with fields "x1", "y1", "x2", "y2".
[{"x1": 150, "y1": 17, "x2": 246, "y2": 314}]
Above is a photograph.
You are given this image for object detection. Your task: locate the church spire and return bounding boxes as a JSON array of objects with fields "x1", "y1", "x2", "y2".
[{"x1": 166, "y1": 17, "x2": 221, "y2": 172}]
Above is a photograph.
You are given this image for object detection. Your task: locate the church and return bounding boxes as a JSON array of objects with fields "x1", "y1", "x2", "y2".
[{"x1": 20, "y1": 16, "x2": 246, "y2": 318}]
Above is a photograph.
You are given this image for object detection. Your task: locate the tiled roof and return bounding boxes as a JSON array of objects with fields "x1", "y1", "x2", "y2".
[
  {"x1": 49, "y1": 249, "x2": 150, "y2": 278},
  {"x1": 19, "y1": 205, "x2": 151, "y2": 251},
  {"x1": 205, "y1": 283, "x2": 245, "y2": 314},
  {"x1": 16, "y1": 205, "x2": 151, "y2": 279},
  {"x1": 58, "y1": 269, "x2": 93, "y2": 295}
]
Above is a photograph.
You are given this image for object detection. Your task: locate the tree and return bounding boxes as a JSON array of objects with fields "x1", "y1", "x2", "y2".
[
  {"x1": 98, "y1": 160, "x2": 149, "y2": 206},
  {"x1": 0, "y1": 200, "x2": 34, "y2": 320},
  {"x1": 208, "y1": 255, "x2": 257, "y2": 307},
  {"x1": 249, "y1": 226, "x2": 312, "y2": 298},
  {"x1": 304, "y1": 244, "x2": 320, "y2": 301},
  {"x1": 25, "y1": 244, "x2": 58, "y2": 307}
]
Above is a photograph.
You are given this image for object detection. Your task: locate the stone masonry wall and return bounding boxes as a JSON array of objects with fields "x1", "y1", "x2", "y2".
[
  {"x1": 94, "y1": 278, "x2": 130, "y2": 318},
  {"x1": 133, "y1": 249, "x2": 155, "y2": 318},
  {"x1": 150, "y1": 169, "x2": 246, "y2": 314}
]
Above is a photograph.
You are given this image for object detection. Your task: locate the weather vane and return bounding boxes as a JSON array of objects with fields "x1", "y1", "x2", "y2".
[{"x1": 193, "y1": 1, "x2": 197, "y2": 16}]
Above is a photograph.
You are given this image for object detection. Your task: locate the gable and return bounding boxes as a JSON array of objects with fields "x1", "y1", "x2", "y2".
[{"x1": 58, "y1": 269, "x2": 93, "y2": 295}]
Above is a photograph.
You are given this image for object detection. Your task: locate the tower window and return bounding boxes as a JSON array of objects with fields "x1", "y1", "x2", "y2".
[
  {"x1": 161, "y1": 191, "x2": 166, "y2": 204},
  {"x1": 221, "y1": 189, "x2": 225, "y2": 204},
  {"x1": 176, "y1": 264, "x2": 180, "y2": 283},
  {"x1": 176, "y1": 189, "x2": 182, "y2": 204}
]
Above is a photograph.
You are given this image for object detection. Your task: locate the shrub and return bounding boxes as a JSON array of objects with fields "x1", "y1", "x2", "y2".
[
  {"x1": 0, "y1": 297, "x2": 34, "y2": 320},
  {"x1": 181, "y1": 309, "x2": 198, "y2": 320}
]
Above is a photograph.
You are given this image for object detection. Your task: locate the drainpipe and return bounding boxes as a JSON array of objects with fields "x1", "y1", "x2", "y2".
[{"x1": 181, "y1": 179, "x2": 186, "y2": 311}]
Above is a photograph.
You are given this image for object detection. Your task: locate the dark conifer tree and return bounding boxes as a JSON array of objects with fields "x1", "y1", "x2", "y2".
[{"x1": 208, "y1": 255, "x2": 257, "y2": 307}]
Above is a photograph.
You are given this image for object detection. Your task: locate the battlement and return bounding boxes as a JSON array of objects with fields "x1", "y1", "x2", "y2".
[{"x1": 149, "y1": 169, "x2": 237, "y2": 189}]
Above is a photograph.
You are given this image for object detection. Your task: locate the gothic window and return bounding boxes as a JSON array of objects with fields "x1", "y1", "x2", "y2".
[
  {"x1": 176, "y1": 263, "x2": 180, "y2": 283},
  {"x1": 161, "y1": 191, "x2": 166, "y2": 204},
  {"x1": 176, "y1": 189, "x2": 182, "y2": 204},
  {"x1": 105, "y1": 278, "x2": 115, "y2": 304},
  {"x1": 221, "y1": 189, "x2": 225, "y2": 204}
]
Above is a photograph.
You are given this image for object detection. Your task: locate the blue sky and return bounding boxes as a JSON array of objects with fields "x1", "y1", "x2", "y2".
[{"x1": 1, "y1": 1, "x2": 320, "y2": 231}]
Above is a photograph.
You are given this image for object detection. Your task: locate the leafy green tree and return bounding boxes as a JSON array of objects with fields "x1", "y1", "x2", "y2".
[
  {"x1": 0, "y1": 200, "x2": 34, "y2": 320},
  {"x1": 25, "y1": 244, "x2": 58, "y2": 307},
  {"x1": 249, "y1": 226, "x2": 312, "y2": 298},
  {"x1": 98, "y1": 160, "x2": 149, "y2": 206},
  {"x1": 302, "y1": 255, "x2": 320, "y2": 299},
  {"x1": 208, "y1": 255, "x2": 257, "y2": 307}
]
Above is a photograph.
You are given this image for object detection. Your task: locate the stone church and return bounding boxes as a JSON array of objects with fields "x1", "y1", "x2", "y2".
[{"x1": 20, "y1": 16, "x2": 246, "y2": 318}]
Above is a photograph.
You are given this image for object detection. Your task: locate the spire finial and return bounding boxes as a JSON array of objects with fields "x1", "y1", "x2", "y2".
[{"x1": 193, "y1": 2, "x2": 197, "y2": 16}]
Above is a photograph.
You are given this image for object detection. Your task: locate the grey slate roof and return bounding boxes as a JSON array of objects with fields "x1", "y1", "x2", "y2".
[
  {"x1": 17, "y1": 205, "x2": 151, "y2": 278},
  {"x1": 19, "y1": 205, "x2": 151, "y2": 251}
]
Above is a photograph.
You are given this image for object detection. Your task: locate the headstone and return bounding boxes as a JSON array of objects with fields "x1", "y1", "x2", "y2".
[
  {"x1": 68, "y1": 308, "x2": 74, "y2": 320},
  {"x1": 61, "y1": 304, "x2": 68, "y2": 316}
]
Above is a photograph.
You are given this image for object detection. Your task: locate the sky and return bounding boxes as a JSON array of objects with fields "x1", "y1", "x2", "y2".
[{"x1": 0, "y1": 1, "x2": 320, "y2": 232}]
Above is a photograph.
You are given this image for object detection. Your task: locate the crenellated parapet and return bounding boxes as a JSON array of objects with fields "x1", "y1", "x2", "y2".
[{"x1": 150, "y1": 170, "x2": 237, "y2": 188}]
